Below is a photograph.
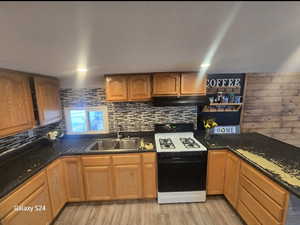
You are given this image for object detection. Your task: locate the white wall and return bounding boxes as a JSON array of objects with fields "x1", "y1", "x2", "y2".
[{"x1": 60, "y1": 75, "x2": 105, "y2": 89}]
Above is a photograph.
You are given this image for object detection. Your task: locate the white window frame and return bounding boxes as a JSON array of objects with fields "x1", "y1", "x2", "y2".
[{"x1": 64, "y1": 106, "x2": 109, "y2": 135}]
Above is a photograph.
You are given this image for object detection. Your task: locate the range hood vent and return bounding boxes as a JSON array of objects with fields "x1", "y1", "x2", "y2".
[{"x1": 152, "y1": 96, "x2": 209, "y2": 107}]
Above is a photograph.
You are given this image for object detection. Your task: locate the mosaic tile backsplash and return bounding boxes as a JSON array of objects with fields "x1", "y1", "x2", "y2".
[
  {"x1": 0, "y1": 122, "x2": 62, "y2": 155},
  {"x1": 0, "y1": 87, "x2": 197, "y2": 153},
  {"x1": 60, "y1": 88, "x2": 197, "y2": 132}
]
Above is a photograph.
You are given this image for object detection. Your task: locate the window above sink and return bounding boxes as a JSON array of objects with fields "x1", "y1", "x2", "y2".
[{"x1": 64, "y1": 106, "x2": 109, "y2": 135}]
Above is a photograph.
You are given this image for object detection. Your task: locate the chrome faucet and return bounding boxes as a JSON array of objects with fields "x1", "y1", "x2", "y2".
[{"x1": 117, "y1": 124, "x2": 123, "y2": 139}]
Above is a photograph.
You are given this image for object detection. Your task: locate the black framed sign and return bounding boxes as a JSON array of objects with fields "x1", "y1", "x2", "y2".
[{"x1": 206, "y1": 73, "x2": 245, "y2": 96}]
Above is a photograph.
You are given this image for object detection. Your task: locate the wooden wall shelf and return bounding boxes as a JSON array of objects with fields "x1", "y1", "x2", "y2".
[
  {"x1": 203, "y1": 103, "x2": 243, "y2": 112},
  {"x1": 209, "y1": 103, "x2": 243, "y2": 106}
]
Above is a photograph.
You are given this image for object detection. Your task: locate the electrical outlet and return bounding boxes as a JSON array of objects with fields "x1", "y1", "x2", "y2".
[{"x1": 28, "y1": 130, "x2": 34, "y2": 138}]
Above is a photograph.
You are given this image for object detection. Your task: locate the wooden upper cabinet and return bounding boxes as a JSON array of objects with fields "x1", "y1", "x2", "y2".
[
  {"x1": 224, "y1": 152, "x2": 241, "y2": 208},
  {"x1": 106, "y1": 75, "x2": 128, "y2": 101},
  {"x1": 180, "y1": 73, "x2": 207, "y2": 95},
  {"x1": 34, "y1": 77, "x2": 62, "y2": 126},
  {"x1": 207, "y1": 150, "x2": 227, "y2": 195},
  {"x1": 46, "y1": 159, "x2": 67, "y2": 218},
  {"x1": 128, "y1": 75, "x2": 151, "y2": 101},
  {"x1": 0, "y1": 72, "x2": 35, "y2": 138},
  {"x1": 152, "y1": 73, "x2": 180, "y2": 96}
]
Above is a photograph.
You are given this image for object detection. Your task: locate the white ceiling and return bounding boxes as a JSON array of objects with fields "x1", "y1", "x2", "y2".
[{"x1": 1, "y1": 1, "x2": 300, "y2": 87}]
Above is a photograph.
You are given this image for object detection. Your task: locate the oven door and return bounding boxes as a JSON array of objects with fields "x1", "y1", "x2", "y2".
[{"x1": 157, "y1": 152, "x2": 207, "y2": 192}]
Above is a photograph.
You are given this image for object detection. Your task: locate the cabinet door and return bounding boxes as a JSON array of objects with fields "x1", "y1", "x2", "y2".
[
  {"x1": 0, "y1": 72, "x2": 34, "y2": 137},
  {"x1": 106, "y1": 75, "x2": 128, "y2": 101},
  {"x1": 180, "y1": 73, "x2": 207, "y2": 95},
  {"x1": 143, "y1": 163, "x2": 157, "y2": 198},
  {"x1": 83, "y1": 166, "x2": 113, "y2": 201},
  {"x1": 152, "y1": 73, "x2": 180, "y2": 95},
  {"x1": 128, "y1": 75, "x2": 151, "y2": 101},
  {"x1": 113, "y1": 164, "x2": 142, "y2": 199},
  {"x1": 62, "y1": 157, "x2": 85, "y2": 202},
  {"x1": 207, "y1": 150, "x2": 227, "y2": 195},
  {"x1": 224, "y1": 152, "x2": 241, "y2": 208},
  {"x1": 34, "y1": 77, "x2": 62, "y2": 126},
  {"x1": 46, "y1": 159, "x2": 67, "y2": 218},
  {"x1": 1, "y1": 184, "x2": 52, "y2": 225}
]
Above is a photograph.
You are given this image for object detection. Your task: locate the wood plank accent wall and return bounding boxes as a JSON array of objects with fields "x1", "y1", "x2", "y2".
[{"x1": 241, "y1": 73, "x2": 300, "y2": 147}]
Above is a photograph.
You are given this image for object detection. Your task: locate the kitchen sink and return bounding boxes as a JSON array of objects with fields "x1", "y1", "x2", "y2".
[{"x1": 87, "y1": 137, "x2": 141, "y2": 152}]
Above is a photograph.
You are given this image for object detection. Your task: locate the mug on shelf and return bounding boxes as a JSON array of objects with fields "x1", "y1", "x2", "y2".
[
  {"x1": 222, "y1": 96, "x2": 229, "y2": 103},
  {"x1": 234, "y1": 96, "x2": 242, "y2": 103},
  {"x1": 228, "y1": 93, "x2": 235, "y2": 103}
]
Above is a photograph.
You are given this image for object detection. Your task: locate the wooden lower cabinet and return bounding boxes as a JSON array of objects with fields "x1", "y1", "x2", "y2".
[
  {"x1": 206, "y1": 150, "x2": 227, "y2": 195},
  {"x1": 114, "y1": 164, "x2": 143, "y2": 199},
  {"x1": 0, "y1": 153, "x2": 156, "y2": 225},
  {"x1": 237, "y1": 200, "x2": 261, "y2": 225},
  {"x1": 0, "y1": 171, "x2": 52, "y2": 225},
  {"x1": 46, "y1": 159, "x2": 67, "y2": 218},
  {"x1": 224, "y1": 152, "x2": 241, "y2": 208},
  {"x1": 207, "y1": 150, "x2": 290, "y2": 225},
  {"x1": 81, "y1": 153, "x2": 157, "y2": 201},
  {"x1": 143, "y1": 163, "x2": 157, "y2": 198},
  {"x1": 83, "y1": 166, "x2": 114, "y2": 201},
  {"x1": 2, "y1": 185, "x2": 52, "y2": 225},
  {"x1": 62, "y1": 157, "x2": 85, "y2": 202},
  {"x1": 238, "y1": 161, "x2": 289, "y2": 225}
]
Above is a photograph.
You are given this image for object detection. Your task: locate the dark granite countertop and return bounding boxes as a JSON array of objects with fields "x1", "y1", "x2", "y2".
[
  {"x1": 0, "y1": 133, "x2": 156, "y2": 199},
  {"x1": 1, "y1": 131, "x2": 300, "y2": 200},
  {"x1": 195, "y1": 132, "x2": 300, "y2": 198}
]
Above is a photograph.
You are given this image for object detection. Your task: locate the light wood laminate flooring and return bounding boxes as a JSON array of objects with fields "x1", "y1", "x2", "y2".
[{"x1": 53, "y1": 196, "x2": 245, "y2": 225}]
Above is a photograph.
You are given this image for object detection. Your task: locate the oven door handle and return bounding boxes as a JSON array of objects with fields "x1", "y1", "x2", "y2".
[{"x1": 159, "y1": 159, "x2": 202, "y2": 164}]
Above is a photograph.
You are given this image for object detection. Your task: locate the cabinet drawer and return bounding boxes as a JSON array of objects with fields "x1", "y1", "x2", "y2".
[
  {"x1": 241, "y1": 162, "x2": 287, "y2": 207},
  {"x1": 237, "y1": 201, "x2": 261, "y2": 225},
  {"x1": 142, "y1": 153, "x2": 156, "y2": 163},
  {"x1": 239, "y1": 187, "x2": 280, "y2": 225},
  {"x1": 1, "y1": 184, "x2": 51, "y2": 225},
  {"x1": 112, "y1": 154, "x2": 141, "y2": 165},
  {"x1": 82, "y1": 155, "x2": 111, "y2": 166},
  {"x1": 0, "y1": 171, "x2": 47, "y2": 219},
  {"x1": 240, "y1": 175, "x2": 284, "y2": 222}
]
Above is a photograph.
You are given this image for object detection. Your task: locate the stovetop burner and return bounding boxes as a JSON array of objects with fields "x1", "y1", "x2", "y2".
[
  {"x1": 179, "y1": 137, "x2": 201, "y2": 149},
  {"x1": 159, "y1": 138, "x2": 175, "y2": 149},
  {"x1": 155, "y1": 131, "x2": 207, "y2": 152}
]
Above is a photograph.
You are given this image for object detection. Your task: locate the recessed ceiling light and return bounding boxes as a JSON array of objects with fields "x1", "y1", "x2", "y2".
[
  {"x1": 77, "y1": 68, "x2": 88, "y2": 72},
  {"x1": 200, "y1": 63, "x2": 210, "y2": 68}
]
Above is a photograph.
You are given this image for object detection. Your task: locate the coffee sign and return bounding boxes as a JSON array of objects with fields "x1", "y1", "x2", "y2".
[
  {"x1": 206, "y1": 73, "x2": 245, "y2": 95},
  {"x1": 207, "y1": 78, "x2": 241, "y2": 88}
]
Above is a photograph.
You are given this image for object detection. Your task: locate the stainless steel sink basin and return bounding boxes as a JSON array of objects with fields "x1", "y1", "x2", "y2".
[
  {"x1": 119, "y1": 138, "x2": 139, "y2": 149},
  {"x1": 87, "y1": 137, "x2": 140, "y2": 152}
]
